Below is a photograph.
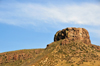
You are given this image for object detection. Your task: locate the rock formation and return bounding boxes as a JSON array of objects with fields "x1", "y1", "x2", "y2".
[
  {"x1": 0, "y1": 49, "x2": 43, "y2": 64},
  {"x1": 54, "y1": 27, "x2": 91, "y2": 45}
]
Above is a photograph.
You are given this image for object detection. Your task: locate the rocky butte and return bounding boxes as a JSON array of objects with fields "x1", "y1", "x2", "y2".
[
  {"x1": 54, "y1": 27, "x2": 91, "y2": 45},
  {"x1": 53, "y1": 27, "x2": 100, "y2": 50},
  {"x1": 1, "y1": 27, "x2": 100, "y2": 66}
]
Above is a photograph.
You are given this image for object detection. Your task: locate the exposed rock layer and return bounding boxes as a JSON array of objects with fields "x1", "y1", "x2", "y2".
[
  {"x1": 0, "y1": 49, "x2": 43, "y2": 64},
  {"x1": 54, "y1": 27, "x2": 91, "y2": 45}
]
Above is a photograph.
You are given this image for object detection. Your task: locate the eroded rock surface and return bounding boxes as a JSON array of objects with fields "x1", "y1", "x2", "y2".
[{"x1": 54, "y1": 27, "x2": 91, "y2": 45}]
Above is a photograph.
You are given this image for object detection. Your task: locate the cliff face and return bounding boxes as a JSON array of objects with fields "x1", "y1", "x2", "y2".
[{"x1": 54, "y1": 27, "x2": 91, "y2": 45}]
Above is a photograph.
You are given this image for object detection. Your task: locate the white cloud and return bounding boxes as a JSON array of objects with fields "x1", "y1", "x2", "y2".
[{"x1": 0, "y1": 2, "x2": 100, "y2": 26}]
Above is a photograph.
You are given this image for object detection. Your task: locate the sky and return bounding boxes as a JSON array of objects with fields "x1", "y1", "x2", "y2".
[{"x1": 0, "y1": 0, "x2": 100, "y2": 53}]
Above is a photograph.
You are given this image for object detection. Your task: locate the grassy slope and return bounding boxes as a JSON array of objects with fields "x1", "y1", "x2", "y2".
[
  {"x1": 0, "y1": 39, "x2": 100, "y2": 66},
  {"x1": 28, "y1": 40, "x2": 100, "y2": 66},
  {"x1": 0, "y1": 49, "x2": 44, "y2": 66}
]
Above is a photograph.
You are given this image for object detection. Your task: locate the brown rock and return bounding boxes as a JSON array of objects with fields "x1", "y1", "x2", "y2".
[
  {"x1": 0, "y1": 57, "x2": 2, "y2": 64},
  {"x1": 54, "y1": 27, "x2": 91, "y2": 45},
  {"x1": 13, "y1": 54, "x2": 18, "y2": 60},
  {"x1": 7, "y1": 55, "x2": 12, "y2": 61}
]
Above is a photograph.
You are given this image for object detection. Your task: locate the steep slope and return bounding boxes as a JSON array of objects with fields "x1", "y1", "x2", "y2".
[
  {"x1": 29, "y1": 40, "x2": 100, "y2": 66},
  {"x1": 26, "y1": 27, "x2": 100, "y2": 66}
]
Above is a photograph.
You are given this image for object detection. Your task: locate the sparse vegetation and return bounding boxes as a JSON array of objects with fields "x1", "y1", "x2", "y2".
[
  {"x1": 1, "y1": 27, "x2": 100, "y2": 66},
  {"x1": 0, "y1": 40, "x2": 100, "y2": 66}
]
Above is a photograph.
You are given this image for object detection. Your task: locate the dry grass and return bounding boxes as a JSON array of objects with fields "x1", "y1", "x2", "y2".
[
  {"x1": 0, "y1": 49, "x2": 44, "y2": 66},
  {"x1": 0, "y1": 39, "x2": 100, "y2": 66}
]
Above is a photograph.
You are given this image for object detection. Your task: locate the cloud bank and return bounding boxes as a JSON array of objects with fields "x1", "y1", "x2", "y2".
[{"x1": 0, "y1": 2, "x2": 100, "y2": 27}]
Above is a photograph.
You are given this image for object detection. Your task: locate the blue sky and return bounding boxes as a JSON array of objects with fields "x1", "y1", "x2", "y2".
[{"x1": 0, "y1": 0, "x2": 100, "y2": 53}]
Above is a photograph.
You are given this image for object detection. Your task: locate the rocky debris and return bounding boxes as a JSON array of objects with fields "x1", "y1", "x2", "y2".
[
  {"x1": 0, "y1": 53, "x2": 29, "y2": 64},
  {"x1": 54, "y1": 27, "x2": 91, "y2": 45},
  {"x1": 35, "y1": 50, "x2": 41, "y2": 54},
  {"x1": 0, "y1": 49, "x2": 43, "y2": 65},
  {"x1": 91, "y1": 45, "x2": 100, "y2": 51},
  {"x1": 0, "y1": 57, "x2": 2, "y2": 64}
]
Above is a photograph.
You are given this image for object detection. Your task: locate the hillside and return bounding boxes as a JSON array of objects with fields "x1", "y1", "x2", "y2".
[
  {"x1": 0, "y1": 49, "x2": 44, "y2": 66},
  {"x1": 29, "y1": 40, "x2": 100, "y2": 66},
  {"x1": 0, "y1": 27, "x2": 100, "y2": 66}
]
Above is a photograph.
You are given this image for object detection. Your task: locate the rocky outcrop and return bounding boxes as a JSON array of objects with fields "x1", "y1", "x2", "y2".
[
  {"x1": 0, "y1": 49, "x2": 43, "y2": 65},
  {"x1": 54, "y1": 27, "x2": 91, "y2": 45}
]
